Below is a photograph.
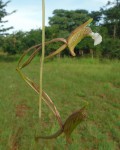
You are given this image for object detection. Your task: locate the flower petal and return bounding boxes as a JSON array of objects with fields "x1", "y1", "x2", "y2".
[
  {"x1": 67, "y1": 18, "x2": 93, "y2": 56},
  {"x1": 90, "y1": 32, "x2": 102, "y2": 46}
]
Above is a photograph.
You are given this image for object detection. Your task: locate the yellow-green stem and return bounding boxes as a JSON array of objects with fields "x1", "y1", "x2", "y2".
[{"x1": 39, "y1": 0, "x2": 45, "y2": 118}]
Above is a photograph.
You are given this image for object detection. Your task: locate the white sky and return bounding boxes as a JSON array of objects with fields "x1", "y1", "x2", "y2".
[{"x1": 4, "y1": 0, "x2": 109, "y2": 33}]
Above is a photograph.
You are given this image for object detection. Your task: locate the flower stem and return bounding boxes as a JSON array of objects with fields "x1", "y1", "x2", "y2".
[{"x1": 39, "y1": 0, "x2": 45, "y2": 118}]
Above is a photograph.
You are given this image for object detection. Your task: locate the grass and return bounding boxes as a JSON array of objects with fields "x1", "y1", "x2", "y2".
[{"x1": 0, "y1": 56, "x2": 120, "y2": 149}]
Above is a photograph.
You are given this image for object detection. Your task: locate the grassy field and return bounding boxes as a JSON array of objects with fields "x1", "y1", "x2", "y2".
[{"x1": 0, "y1": 56, "x2": 120, "y2": 150}]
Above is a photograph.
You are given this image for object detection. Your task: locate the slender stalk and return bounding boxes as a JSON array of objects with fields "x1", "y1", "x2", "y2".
[{"x1": 39, "y1": 0, "x2": 45, "y2": 118}]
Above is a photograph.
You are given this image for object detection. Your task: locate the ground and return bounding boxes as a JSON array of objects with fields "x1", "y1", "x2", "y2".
[{"x1": 0, "y1": 56, "x2": 120, "y2": 150}]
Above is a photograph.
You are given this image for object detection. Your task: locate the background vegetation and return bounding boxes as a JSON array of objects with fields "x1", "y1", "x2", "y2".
[{"x1": 0, "y1": 0, "x2": 120, "y2": 59}]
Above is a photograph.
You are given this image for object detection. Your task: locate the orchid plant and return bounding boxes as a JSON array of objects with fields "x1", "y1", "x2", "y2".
[{"x1": 16, "y1": 1, "x2": 102, "y2": 144}]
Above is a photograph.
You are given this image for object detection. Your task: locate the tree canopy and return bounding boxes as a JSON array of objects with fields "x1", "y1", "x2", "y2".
[
  {"x1": 102, "y1": 0, "x2": 120, "y2": 38},
  {"x1": 0, "y1": 0, "x2": 15, "y2": 35},
  {"x1": 1, "y1": 0, "x2": 120, "y2": 59}
]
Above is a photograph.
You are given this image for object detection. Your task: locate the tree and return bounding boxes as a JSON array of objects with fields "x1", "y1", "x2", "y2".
[
  {"x1": 98, "y1": 0, "x2": 120, "y2": 59},
  {"x1": 101, "y1": 38, "x2": 120, "y2": 59},
  {"x1": 89, "y1": 11, "x2": 102, "y2": 25},
  {"x1": 3, "y1": 29, "x2": 42, "y2": 54},
  {"x1": 23, "y1": 29, "x2": 42, "y2": 48},
  {"x1": 102, "y1": 0, "x2": 120, "y2": 38},
  {"x1": 0, "y1": 0, "x2": 15, "y2": 35},
  {"x1": 49, "y1": 9, "x2": 91, "y2": 33}
]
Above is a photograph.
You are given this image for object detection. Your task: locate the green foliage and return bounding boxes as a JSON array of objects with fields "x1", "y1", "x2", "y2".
[
  {"x1": 24, "y1": 29, "x2": 42, "y2": 47},
  {"x1": 102, "y1": 0, "x2": 120, "y2": 38},
  {"x1": 3, "y1": 29, "x2": 42, "y2": 54},
  {"x1": 49, "y1": 9, "x2": 91, "y2": 33},
  {"x1": 101, "y1": 38, "x2": 120, "y2": 59},
  {"x1": 89, "y1": 11, "x2": 102, "y2": 25},
  {"x1": 3, "y1": 32, "x2": 25, "y2": 54},
  {"x1": 1, "y1": 3, "x2": 120, "y2": 59}
]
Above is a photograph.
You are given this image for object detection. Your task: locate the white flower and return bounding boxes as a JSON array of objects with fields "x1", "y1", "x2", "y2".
[{"x1": 89, "y1": 32, "x2": 102, "y2": 46}]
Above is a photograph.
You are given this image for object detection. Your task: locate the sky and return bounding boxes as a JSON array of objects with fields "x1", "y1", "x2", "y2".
[{"x1": 4, "y1": 0, "x2": 109, "y2": 33}]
